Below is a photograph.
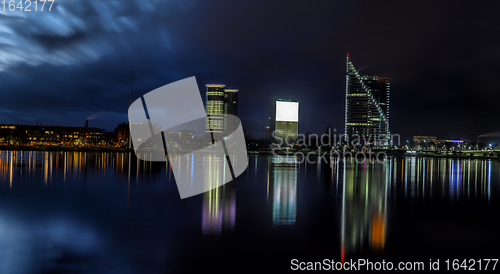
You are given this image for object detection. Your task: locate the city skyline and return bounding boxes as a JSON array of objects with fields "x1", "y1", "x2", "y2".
[
  {"x1": 1, "y1": 1, "x2": 500, "y2": 272},
  {"x1": 1, "y1": 67, "x2": 497, "y2": 145},
  {"x1": 1, "y1": 1, "x2": 499, "y2": 142}
]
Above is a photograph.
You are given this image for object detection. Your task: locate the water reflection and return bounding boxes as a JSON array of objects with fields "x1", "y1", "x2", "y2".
[
  {"x1": 201, "y1": 156, "x2": 236, "y2": 235},
  {"x1": 202, "y1": 183, "x2": 236, "y2": 235},
  {"x1": 271, "y1": 156, "x2": 298, "y2": 227},
  {"x1": 0, "y1": 151, "x2": 498, "y2": 272},
  {"x1": 341, "y1": 160, "x2": 389, "y2": 260},
  {"x1": 339, "y1": 157, "x2": 495, "y2": 260},
  {"x1": 396, "y1": 157, "x2": 492, "y2": 201},
  {"x1": 0, "y1": 150, "x2": 162, "y2": 188}
]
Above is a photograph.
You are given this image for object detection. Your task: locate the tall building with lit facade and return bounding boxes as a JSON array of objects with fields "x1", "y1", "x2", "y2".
[
  {"x1": 345, "y1": 55, "x2": 390, "y2": 146},
  {"x1": 206, "y1": 85, "x2": 239, "y2": 136},
  {"x1": 270, "y1": 98, "x2": 299, "y2": 144},
  {"x1": 0, "y1": 124, "x2": 106, "y2": 145},
  {"x1": 206, "y1": 84, "x2": 225, "y2": 135}
]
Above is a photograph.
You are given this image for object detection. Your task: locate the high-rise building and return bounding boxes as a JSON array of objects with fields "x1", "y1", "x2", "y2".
[
  {"x1": 345, "y1": 55, "x2": 390, "y2": 146},
  {"x1": 270, "y1": 98, "x2": 299, "y2": 144},
  {"x1": 224, "y1": 89, "x2": 238, "y2": 135},
  {"x1": 206, "y1": 84, "x2": 239, "y2": 136},
  {"x1": 224, "y1": 89, "x2": 238, "y2": 116},
  {"x1": 206, "y1": 84, "x2": 225, "y2": 135}
]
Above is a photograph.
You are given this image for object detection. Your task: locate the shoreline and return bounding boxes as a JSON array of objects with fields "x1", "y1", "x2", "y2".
[
  {"x1": 247, "y1": 150, "x2": 500, "y2": 160},
  {"x1": 1, "y1": 145, "x2": 498, "y2": 160},
  {"x1": 0, "y1": 145, "x2": 134, "y2": 153}
]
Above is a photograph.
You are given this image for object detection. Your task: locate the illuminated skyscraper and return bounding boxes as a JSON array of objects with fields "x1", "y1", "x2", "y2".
[
  {"x1": 270, "y1": 98, "x2": 299, "y2": 144},
  {"x1": 345, "y1": 55, "x2": 390, "y2": 146},
  {"x1": 206, "y1": 85, "x2": 239, "y2": 136},
  {"x1": 206, "y1": 84, "x2": 225, "y2": 135}
]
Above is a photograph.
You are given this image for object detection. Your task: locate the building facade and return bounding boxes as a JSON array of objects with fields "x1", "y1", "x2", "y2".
[
  {"x1": 0, "y1": 124, "x2": 106, "y2": 145},
  {"x1": 205, "y1": 85, "x2": 239, "y2": 136},
  {"x1": 115, "y1": 122, "x2": 130, "y2": 146},
  {"x1": 206, "y1": 84, "x2": 226, "y2": 135},
  {"x1": 345, "y1": 55, "x2": 390, "y2": 146},
  {"x1": 413, "y1": 136, "x2": 438, "y2": 144}
]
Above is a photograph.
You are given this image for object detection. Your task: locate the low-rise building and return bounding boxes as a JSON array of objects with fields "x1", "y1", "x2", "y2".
[{"x1": 0, "y1": 124, "x2": 106, "y2": 145}]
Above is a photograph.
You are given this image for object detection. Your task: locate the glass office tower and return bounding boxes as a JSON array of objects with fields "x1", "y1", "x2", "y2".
[
  {"x1": 206, "y1": 85, "x2": 239, "y2": 136},
  {"x1": 206, "y1": 84, "x2": 225, "y2": 135},
  {"x1": 270, "y1": 99, "x2": 299, "y2": 144},
  {"x1": 345, "y1": 55, "x2": 390, "y2": 146},
  {"x1": 224, "y1": 89, "x2": 238, "y2": 135}
]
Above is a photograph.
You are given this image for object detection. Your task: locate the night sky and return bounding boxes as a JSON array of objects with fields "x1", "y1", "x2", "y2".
[{"x1": 1, "y1": 0, "x2": 500, "y2": 142}]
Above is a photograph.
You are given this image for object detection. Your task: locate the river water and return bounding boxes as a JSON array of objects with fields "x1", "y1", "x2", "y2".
[{"x1": 0, "y1": 151, "x2": 499, "y2": 273}]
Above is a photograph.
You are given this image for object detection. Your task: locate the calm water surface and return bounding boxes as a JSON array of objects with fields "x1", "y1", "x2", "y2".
[{"x1": 0, "y1": 151, "x2": 499, "y2": 273}]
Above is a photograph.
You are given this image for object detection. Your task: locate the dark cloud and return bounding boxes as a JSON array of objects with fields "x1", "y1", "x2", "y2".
[{"x1": 0, "y1": 0, "x2": 499, "y2": 140}]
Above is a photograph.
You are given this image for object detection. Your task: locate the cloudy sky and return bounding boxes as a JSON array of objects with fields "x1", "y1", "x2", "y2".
[{"x1": 1, "y1": 0, "x2": 500, "y2": 141}]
